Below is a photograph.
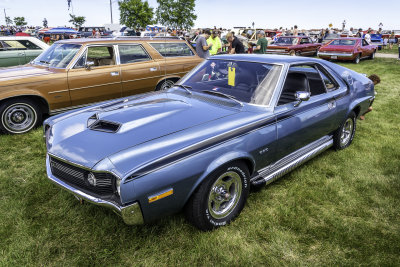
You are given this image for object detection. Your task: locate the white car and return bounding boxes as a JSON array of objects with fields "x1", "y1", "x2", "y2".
[{"x1": 0, "y1": 36, "x2": 49, "y2": 67}]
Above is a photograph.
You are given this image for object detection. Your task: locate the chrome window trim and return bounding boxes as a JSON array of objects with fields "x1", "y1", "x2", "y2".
[
  {"x1": 117, "y1": 43, "x2": 153, "y2": 64},
  {"x1": 149, "y1": 42, "x2": 196, "y2": 58}
]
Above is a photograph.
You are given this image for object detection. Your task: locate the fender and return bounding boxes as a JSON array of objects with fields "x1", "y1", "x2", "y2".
[
  {"x1": 0, "y1": 89, "x2": 49, "y2": 109},
  {"x1": 156, "y1": 75, "x2": 182, "y2": 86},
  {"x1": 183, "y1": 150, "x2": 255, "y2": 204}
]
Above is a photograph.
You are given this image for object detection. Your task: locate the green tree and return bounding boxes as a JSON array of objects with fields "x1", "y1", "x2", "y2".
[
  {"x1": 69, "y1": 14, "x2": 86, "y2": 28},
  {"x1": 13, "y1": 17, "x2": 27, "y2": 26},
  {"x1": 156, "y1": 0, "x2": 197, "y2": 30},
  {"x1": 5, "y1": 16, "x2": 13, "y2": 26},
  {"x1": 118, "y1": 0, "x2": 154, "y2": 30}
]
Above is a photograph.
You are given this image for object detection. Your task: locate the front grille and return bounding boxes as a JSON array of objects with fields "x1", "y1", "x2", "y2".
[{"x1": 50, "y1": 156, "x2": 115, "y2": 196}]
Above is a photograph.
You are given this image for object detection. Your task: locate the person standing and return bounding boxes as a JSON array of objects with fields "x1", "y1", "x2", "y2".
[
  {"x1": 355, "y1": 28, "x2": 363, "y2": 38},
  {"x1": 293, "y1": 25, "x2": 299, "y2": 36},
  {"x1": 226, "y1": 32, "x2": 245, "y2": 54},
  {"x1": 253, "y1": 31, "x2": 268, "y2": 54},
  {"x1": 196, "y1": 29, "x2": 213, "y2": 59},
  {"x1": 207, "y1": 30, "x2": 222, "y2": 55},
  {"x1": 364, "y1": 30, "x2": 371, "y2": 44}
]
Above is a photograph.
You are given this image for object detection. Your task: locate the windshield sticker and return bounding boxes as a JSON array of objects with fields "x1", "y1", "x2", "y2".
[{"x1": 228, "y1": 67, "x2": 236, "y2": 86}]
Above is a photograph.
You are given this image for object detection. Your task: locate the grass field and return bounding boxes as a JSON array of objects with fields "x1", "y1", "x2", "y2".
[
  {"x1": 0, "y1": 58, "x2": 399, "y2": 266},
  {"x1": 377, "y1": 44, "x2": 399, "y2": 55}
]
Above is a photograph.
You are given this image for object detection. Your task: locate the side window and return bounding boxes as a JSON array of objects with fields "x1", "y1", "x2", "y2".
[
  {"x1": 73, "y1": 50, "x2": 87, "y2": 69},
  {"x1": 301, "y1": 38, "x2": 309, "y2": 44},
  {"x1": 278, "y1": 65, "x2": 326, "y2": 106},
  {"x1": 16, "y1": 40, "x2": 41, "y2": 50},
  {"x1": 118, "y1": 45, "x2": 150, "y2": 64},
  {"x1": 86, "y1": 46, "x2": 115, "y2": 67},
  {"x1": 316, "y1": 65, "x2": 338, "y2": 91},
  {"x1": 150, "y1": 42, "x2": 195, "y2": 57},
  {"x1": 3, "y1": 40, "x2": 27, "y2": 50},
  {"x1": 362, "y1": 40, "x2": 369, "y2": 46}
]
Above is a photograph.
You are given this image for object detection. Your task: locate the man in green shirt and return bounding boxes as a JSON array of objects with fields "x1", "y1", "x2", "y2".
[
  {"x1": 207, "y1": 30, "x2": 222, "y2": 56},
  {"x1": 253, "y1": 31, "x2": 268, "y2": 54}
]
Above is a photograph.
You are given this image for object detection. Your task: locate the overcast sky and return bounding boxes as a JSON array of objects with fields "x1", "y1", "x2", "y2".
[{"x1": 0, "y1": 0, "x2": 399, "y2": 30}]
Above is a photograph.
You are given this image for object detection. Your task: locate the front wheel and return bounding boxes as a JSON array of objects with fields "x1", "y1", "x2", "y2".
[
  {"x1": 155, "y1": 79, "x2": 176, "y2": 91},
  {"x1": 354, "y1": 54, "x2": 361, "y2": 64},
  {"x1": 333, "y1": 111, "x2": 356, "y2": 150},
  {"x1": 185, "y1": 162, "x2": 250, "y2": 231},
  {"x1": 0, "y1": 98, "x2": 41, "y2": 134},
  {"x1": 370, "y1": 51, "x2": 376, "y2": 59}
]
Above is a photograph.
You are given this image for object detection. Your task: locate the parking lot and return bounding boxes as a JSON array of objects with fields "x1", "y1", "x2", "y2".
[{"x1": 1, "y1": 57, "x2": 399, "y2": 265}]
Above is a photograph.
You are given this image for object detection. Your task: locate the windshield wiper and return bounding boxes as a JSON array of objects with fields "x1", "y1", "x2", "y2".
[
  {"x1": 174, "y1": 84, "x2": 192, "y2": 95},
  {"x1": 201, "y1": 90, "x2": 243, "y2": 107},
  {"x1": 39, "y1": 60, "x2": 50, "y2": 65}
]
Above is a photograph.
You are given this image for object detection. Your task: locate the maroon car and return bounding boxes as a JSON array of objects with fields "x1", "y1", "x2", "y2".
[
  {"x1": 318, "y1": 38, "x2": 377, "y2": 64},
  {"x1": 266, "y1": 36, "x2": 321, "y2": 56}
]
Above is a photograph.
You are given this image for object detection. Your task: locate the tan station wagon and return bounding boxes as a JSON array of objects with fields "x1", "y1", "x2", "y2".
[{"x1": 0, "y1": 37, "x2": 203, "y2": 134}]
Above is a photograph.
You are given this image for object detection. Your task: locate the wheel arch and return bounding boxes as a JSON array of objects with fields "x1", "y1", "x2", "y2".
[
  {"x1": 183, "y1": 151, "x2": 255, "y2": 206},
  {"x1": 0, "y1": 94, "x2": 50, "y2": 116},
  {"x1": 156, "y1": 75, "x2": 181, "y2": 87}
]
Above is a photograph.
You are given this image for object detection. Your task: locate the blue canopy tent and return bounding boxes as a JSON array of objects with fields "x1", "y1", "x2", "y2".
[{"x1": 44, "y1": 27, "x2": 78, "y2": 35}]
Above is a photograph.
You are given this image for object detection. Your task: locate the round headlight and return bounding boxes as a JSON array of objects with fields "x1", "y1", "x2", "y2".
[{"x1": 87, "y1": 172, "x2": 97, "y2": 186}]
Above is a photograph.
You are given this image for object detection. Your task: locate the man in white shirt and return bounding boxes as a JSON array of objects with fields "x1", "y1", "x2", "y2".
[{"x1": 364, "y1": 30, "x2": 371, "y2": 44}]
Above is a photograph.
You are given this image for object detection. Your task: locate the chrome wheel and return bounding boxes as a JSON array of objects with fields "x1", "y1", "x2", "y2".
[
  {"x1": 159, "y1": 80, "x2": 175, "y2": 90},
  {"x1": 289, "y1": 50, "x2": 296, "y2": 56},
  {"x1": 208, "y1": 171, "x2": 242, "y2": 219},
  {"x1": 340, "y1": 117, "x2": 354, "y2": 147},
  {"x1": 2, "y1": 103, "x2": 37, "y2": 133}
]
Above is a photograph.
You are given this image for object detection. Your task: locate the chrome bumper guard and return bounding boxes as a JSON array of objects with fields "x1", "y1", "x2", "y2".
[
  {"x1": 46, "y1": 154, "x2": 144, "y2": 225},
  {"x1": 318, "y1": 52, "x2": 354, "y2": 57}
]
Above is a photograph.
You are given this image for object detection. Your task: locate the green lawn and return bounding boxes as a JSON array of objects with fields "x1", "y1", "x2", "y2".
[
  {"x1": 1, "y1": 58, "x2": 399, "y2": 266},
  {"x1": 377, "y1": 44, "x2": 399, "y2": 54}
]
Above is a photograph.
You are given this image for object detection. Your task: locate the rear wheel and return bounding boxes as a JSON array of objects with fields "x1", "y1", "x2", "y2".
[
  {"x1": 354, "y1": 54, "x2": 361, "y2": 64},
  {"x1": 289, "y1": 50, "x2": 296, "y2": 56},
  {"x1": 333, "y1": 111, "x2": 356, "y2": 150},
  {"x1": 370, "y1": 50, "x2": 376, "y2": 59},
  {"x1": 155, "y1": 79, "x2": 176, "y2": 91},
  {"x1": 185, "y1": 162, "x2": 250, "y2": 231},
  {"x1": 0, "y1": 98, "x2": 41, "y2": 134}
]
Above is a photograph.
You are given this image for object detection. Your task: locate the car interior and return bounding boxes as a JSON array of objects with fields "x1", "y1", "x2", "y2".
[
  {"x1": 86, "y1": 46, "x2": 115, "y2": 66},
  {"x1": 278, "y1": 65, "x2": 331, "y2": 105}
]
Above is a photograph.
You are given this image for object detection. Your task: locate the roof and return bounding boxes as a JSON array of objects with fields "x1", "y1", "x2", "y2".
[
  {"x1": 54, "y1": 37, "x2": 185, "y2": 45},
  {"x1": 211, "y1": 54, "x2": 326, "y2": 64}
]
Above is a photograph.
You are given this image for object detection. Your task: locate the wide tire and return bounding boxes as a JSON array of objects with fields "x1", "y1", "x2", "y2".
[
  {"x1": 333, "y1": 111, "x2": 356, "y2": 150},
  {"x1": 354, "y1": 54, "x2": 361, "y2": 64},
  {"x1": 0, "y1": 98, "x2": 41, "y2": 134},
  {"x1": 155, "y1": 79, "x2": 175, "y2": 91},
  {"x1": 185, "y1": 162, "x2": 250, "y2": 231},
  {"x1": 370, "y1": 51, "x2": 376, "y2": 59},
  {"x1": 289, "y1": 50, "x2": 296, "y2": 56}
]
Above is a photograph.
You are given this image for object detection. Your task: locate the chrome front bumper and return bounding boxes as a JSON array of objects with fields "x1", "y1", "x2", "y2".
[
  {"x1": 266, "y1": 49, "x2": 290, "y2": 55},
  {"x1": 45, "y1": 154, "x2": 144, "y2": 225},
  {"x1": 318, "y1": 52, "x2": 354, "y2": 58}
]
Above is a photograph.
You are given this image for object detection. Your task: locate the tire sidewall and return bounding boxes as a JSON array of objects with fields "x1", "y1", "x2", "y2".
[
  {"x1": 334, "y1": 111, "x2": 356, "y2": 150},
  {"x1": 202, "y1": 162, "x2": 250, "y2": 228},
  {"x1": 0, "y1": 99, "x2": 41, "y2": 134},
  {"x1": 156, "y1": 79, "x2": 175, "y2": 91}
]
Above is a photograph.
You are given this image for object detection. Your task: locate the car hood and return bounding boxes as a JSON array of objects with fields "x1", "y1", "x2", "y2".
[
  {"x1": 47, "y1": 91, "x2": 245, "y2": 171},
  {"x1": 0, "y1": 64, "x2": 54, "y2": 83}
]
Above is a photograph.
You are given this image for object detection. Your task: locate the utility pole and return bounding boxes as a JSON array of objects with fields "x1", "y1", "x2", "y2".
[
  {"x1": 110, "y1": 0, "x2": 113, "y2": 24},
  {"x1": 3, "y1": 8, "x2": 7, "y2": 26}
]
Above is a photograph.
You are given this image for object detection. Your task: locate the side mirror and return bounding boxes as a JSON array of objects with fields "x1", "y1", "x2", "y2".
[
  {"x1": 294, "y1": 91, "x2": 310, "y2": 107},
  {"x1": 85, "y1": 61, "x2": 95, "y2": 70}
]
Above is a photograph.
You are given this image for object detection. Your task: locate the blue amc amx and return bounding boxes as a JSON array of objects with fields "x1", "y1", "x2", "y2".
[{"x1": 44, "y1": 55, "x2": 375, "y2": 230}]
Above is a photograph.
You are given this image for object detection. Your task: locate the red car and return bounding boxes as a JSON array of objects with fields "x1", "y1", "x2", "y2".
[
  {"x1": 318, "y1": 38, "x2": 377, "y2": 64},
  {"x1": 266, "y1": 36, "x2": 321, "y2": 56}
]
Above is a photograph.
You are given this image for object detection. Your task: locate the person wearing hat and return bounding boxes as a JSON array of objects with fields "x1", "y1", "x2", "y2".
[
  {"x1": 207, "y1": 30, "x2": 222, "y2": 56},
  {"x1": 253, "y1": 31, "x2": 268, "y2": 54}
]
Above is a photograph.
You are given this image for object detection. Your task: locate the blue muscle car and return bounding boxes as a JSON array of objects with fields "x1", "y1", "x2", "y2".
[{"x1": 44, "y1": 55, "x2": 375, "y2": 230}]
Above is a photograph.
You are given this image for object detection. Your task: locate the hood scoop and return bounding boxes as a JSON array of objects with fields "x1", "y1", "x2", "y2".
[{"x1": 87, "y1": 114, "x2": 121, "y2": 133}]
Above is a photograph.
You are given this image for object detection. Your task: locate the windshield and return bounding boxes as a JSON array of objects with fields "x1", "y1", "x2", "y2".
[
  {"x1": 275, "y1": 37, "x2": 298, "y2": 45},
  {"x1": 33, "y1": 43, "x2": 81, "y2": 68},
  {"x1": 329, "y1": 39, "x2": 356, "y2": 46},
  {"x1": 178, "y1": 59, "x2": 283, "y2": 106}
]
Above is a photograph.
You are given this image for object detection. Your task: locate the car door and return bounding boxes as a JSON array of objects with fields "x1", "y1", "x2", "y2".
[
  {"x1": 67, "y1": 44, "x2": 122, "y2": 106},
  {"x1": 118, "y1": 43, "x2": 162, "y2": 96},
  {"x1": 274, "y1": 64, "x2": 343, "y2": 159},
  {"x1": 0, "y1": 40, "x2": 26, "y2": 67},
  {"x1": 361, "y1": 39, "x2": 373, "y2": 57}
]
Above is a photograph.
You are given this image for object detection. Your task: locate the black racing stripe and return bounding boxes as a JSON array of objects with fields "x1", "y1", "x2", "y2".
[{"x1": 126, "y1": 116, "x2": 276, "y2": 180}]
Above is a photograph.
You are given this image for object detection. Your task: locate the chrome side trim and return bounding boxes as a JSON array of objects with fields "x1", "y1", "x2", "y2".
[
  {"x1": 69, "y1": 81, "x2": 121, "y2": 92},
  {"x1": 46, "y1": 154, "x2": 143, "y2": 225},
  {"x1": 252, "y1": 135, "x2": 333, "y2": 186},
  {"x1": 48, "y1": 89, "x2": 69, "y2": 95},
  {"x1": 318, "y1": 52, "x2": 354, "y2": 57}
]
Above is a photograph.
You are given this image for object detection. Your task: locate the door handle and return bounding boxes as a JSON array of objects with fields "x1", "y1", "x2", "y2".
[
  {"x1": 110, "y1": 71, "x2": 119, "y2": 76},
  {"x1": 149, "y1": 67, "x2": 157, "y2": 72},
  {"x1": 328, "y1": 100, "x2": 336, "y2": 110}
]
